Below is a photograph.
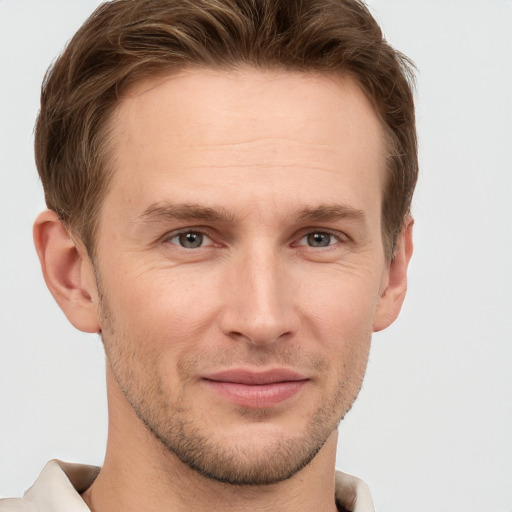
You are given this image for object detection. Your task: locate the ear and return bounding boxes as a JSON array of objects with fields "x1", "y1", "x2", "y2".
[
  {"x1": 33, "y1": 210, "x2": 101, "y2": 333},
  {"x1": 372, "y1": 218, "x2": 414, "y2": 332}
]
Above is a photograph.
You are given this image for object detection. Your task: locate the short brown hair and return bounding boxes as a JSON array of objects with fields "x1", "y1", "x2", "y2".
[{"x1": 35, "y1": 0, "x2": 417, "y2": 259}]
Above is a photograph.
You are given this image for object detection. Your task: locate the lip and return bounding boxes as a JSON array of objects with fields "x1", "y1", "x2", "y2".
[{"x1": 202, "y1": 369, "x2": 308, "y2": 408}]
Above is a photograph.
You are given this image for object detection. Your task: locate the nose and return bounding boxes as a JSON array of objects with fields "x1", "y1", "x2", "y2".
[{"x1": 219, "y1": 244, "x2": 298, "y2": 346}]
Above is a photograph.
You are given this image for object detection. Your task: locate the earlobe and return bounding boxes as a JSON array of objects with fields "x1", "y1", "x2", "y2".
[
  {"x1": 372, "y1": 218, "x2": 414, "y2": 332},
  {"x1": 33, "y1": 210, "x2": 101, "y2": 333}
]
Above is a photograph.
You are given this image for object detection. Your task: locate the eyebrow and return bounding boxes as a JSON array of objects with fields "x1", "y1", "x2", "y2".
[
  {"x1": 136, "y1": 203, "x2": 237, "y2": 225},
  {"x1": 136, "y1": 202, "x2": 366, "y2": 225},
  {"x1": 296, "y1": 204, "x2": 366, "y2": 223}
]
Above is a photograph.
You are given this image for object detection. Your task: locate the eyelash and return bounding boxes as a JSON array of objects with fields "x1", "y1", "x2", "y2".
[
  {"x1": 163, "y1": 229, "x2": 216, "y2": 249},
  {"x1": 162, "y1": 228, "x2": 349, "y2": 251},
  {"x1": 294, "y1": 230, "x2": 347, "y2": 249}
]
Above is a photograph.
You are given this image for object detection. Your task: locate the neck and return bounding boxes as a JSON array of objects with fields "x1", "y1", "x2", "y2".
[{"x1": 82, "y1": 371, "x2": 339, "y2": 512}]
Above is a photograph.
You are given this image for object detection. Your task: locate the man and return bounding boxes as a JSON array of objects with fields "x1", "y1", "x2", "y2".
[{"x1": 0, "y1": 0, "x2": 417, "y2": 510}]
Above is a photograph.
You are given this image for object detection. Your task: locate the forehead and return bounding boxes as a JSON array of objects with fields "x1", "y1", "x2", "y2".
[
  {"x1": 114, "y1": 67, "x2": 383, "y2": 154},
  {"x1": 105, "y1": 67, "x2": 386, "y2": 220}
]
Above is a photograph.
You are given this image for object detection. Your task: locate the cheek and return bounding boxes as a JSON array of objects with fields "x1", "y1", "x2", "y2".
[
  {"x1": 297, "y1": 265, "x2": 382, "y2": 335},
  {"x1": 295, "y1": 266, "x2": 379, "y2": 378},
  {"x1": 104, "y1": 267, "x2": 223, "y2": 356}
]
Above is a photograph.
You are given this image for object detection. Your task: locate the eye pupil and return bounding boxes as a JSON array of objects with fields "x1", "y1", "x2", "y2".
[
  {"x1": 307, "y1": 232, "x2": 331, "y2": 247},
  {"x1": 178, "y1": 232, "x2": 203, "y2": 248}
]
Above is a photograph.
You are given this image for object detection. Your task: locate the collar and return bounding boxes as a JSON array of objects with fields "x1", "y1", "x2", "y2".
[
  {"x1": 334, "y1": 470, "x2": 375, "y2": 512},
  {"x1": 1, "y1": 460, "x2": 374, "y2": 512}
]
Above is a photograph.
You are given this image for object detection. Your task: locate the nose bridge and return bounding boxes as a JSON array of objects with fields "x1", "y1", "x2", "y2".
[{"x1": 220, "y1": 239, "x2": 295, "y2": 345}]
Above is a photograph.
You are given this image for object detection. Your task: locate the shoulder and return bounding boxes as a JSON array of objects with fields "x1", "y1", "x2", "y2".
[
  {"x1": 0, "y1": 498, "x2": 25, "y2": 512},
  {"x1": 335, "y1": 470, "x2": 375, "y2": 512},
  {"x1": 0, "y1": 460, "x2": 99, "y2": 512}
]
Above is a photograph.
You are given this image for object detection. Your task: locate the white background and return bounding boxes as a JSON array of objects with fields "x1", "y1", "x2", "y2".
[{"x1": 0, "y1": 1, "x2": 511, "y2": 510}]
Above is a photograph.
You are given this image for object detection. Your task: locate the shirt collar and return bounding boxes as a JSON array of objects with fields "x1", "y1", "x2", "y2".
[{"x1": 14, "y1": 460, "x2": 374, "y2": 512}]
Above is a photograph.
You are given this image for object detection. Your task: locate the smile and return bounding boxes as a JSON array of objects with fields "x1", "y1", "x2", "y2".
[{"x1": 202, "y1": 369, "x2": 309, "y2": 408}]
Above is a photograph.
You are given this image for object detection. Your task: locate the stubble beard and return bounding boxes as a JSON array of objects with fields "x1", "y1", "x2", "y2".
[{"x1": 98, "y1": 288, "x2": 368, "y2": 487}]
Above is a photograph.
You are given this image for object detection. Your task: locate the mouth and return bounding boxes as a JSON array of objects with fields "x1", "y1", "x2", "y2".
[{"x1": 201, "y1": 369, "x2": 309, "y2": 408}]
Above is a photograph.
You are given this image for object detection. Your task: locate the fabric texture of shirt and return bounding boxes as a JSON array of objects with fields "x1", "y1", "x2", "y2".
[{"x1": 0, "y1": 460, "x2": 375, "y2": 512}]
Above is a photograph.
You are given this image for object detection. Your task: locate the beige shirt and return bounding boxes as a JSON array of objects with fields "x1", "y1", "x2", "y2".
[{"x1": 0, "y1": 460, "x2": 375, "y2": 512}]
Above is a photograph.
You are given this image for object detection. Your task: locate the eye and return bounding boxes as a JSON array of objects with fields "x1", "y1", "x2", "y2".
[
  {"x1": 297, "y1": 232, "x2": 339, "y2": 248},
  {"x1": 168, "y1": 231, "x2": 213, "y2": 249}
]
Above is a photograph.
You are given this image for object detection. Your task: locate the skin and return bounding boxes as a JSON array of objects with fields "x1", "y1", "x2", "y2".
[{"x1": 34, "y1": 68, "x2": 413, "y2": 512}]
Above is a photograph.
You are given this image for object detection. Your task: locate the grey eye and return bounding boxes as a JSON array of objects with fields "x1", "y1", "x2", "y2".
[
  {"x1": 306, "y1": 232, "x2": 333, "y2": 247},
  {"x1": 176, "y1": 232, "x2": 205, "y2": 248}
]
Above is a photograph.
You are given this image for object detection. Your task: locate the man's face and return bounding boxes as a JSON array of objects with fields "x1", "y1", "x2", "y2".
[{"x1": 93, "y1": 68, "x2": 391, "y2": 484}]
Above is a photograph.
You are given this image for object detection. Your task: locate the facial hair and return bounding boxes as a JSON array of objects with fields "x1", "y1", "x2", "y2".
[{"x1": 97, "y1": 280, "x2": 369, "y2": 486}]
